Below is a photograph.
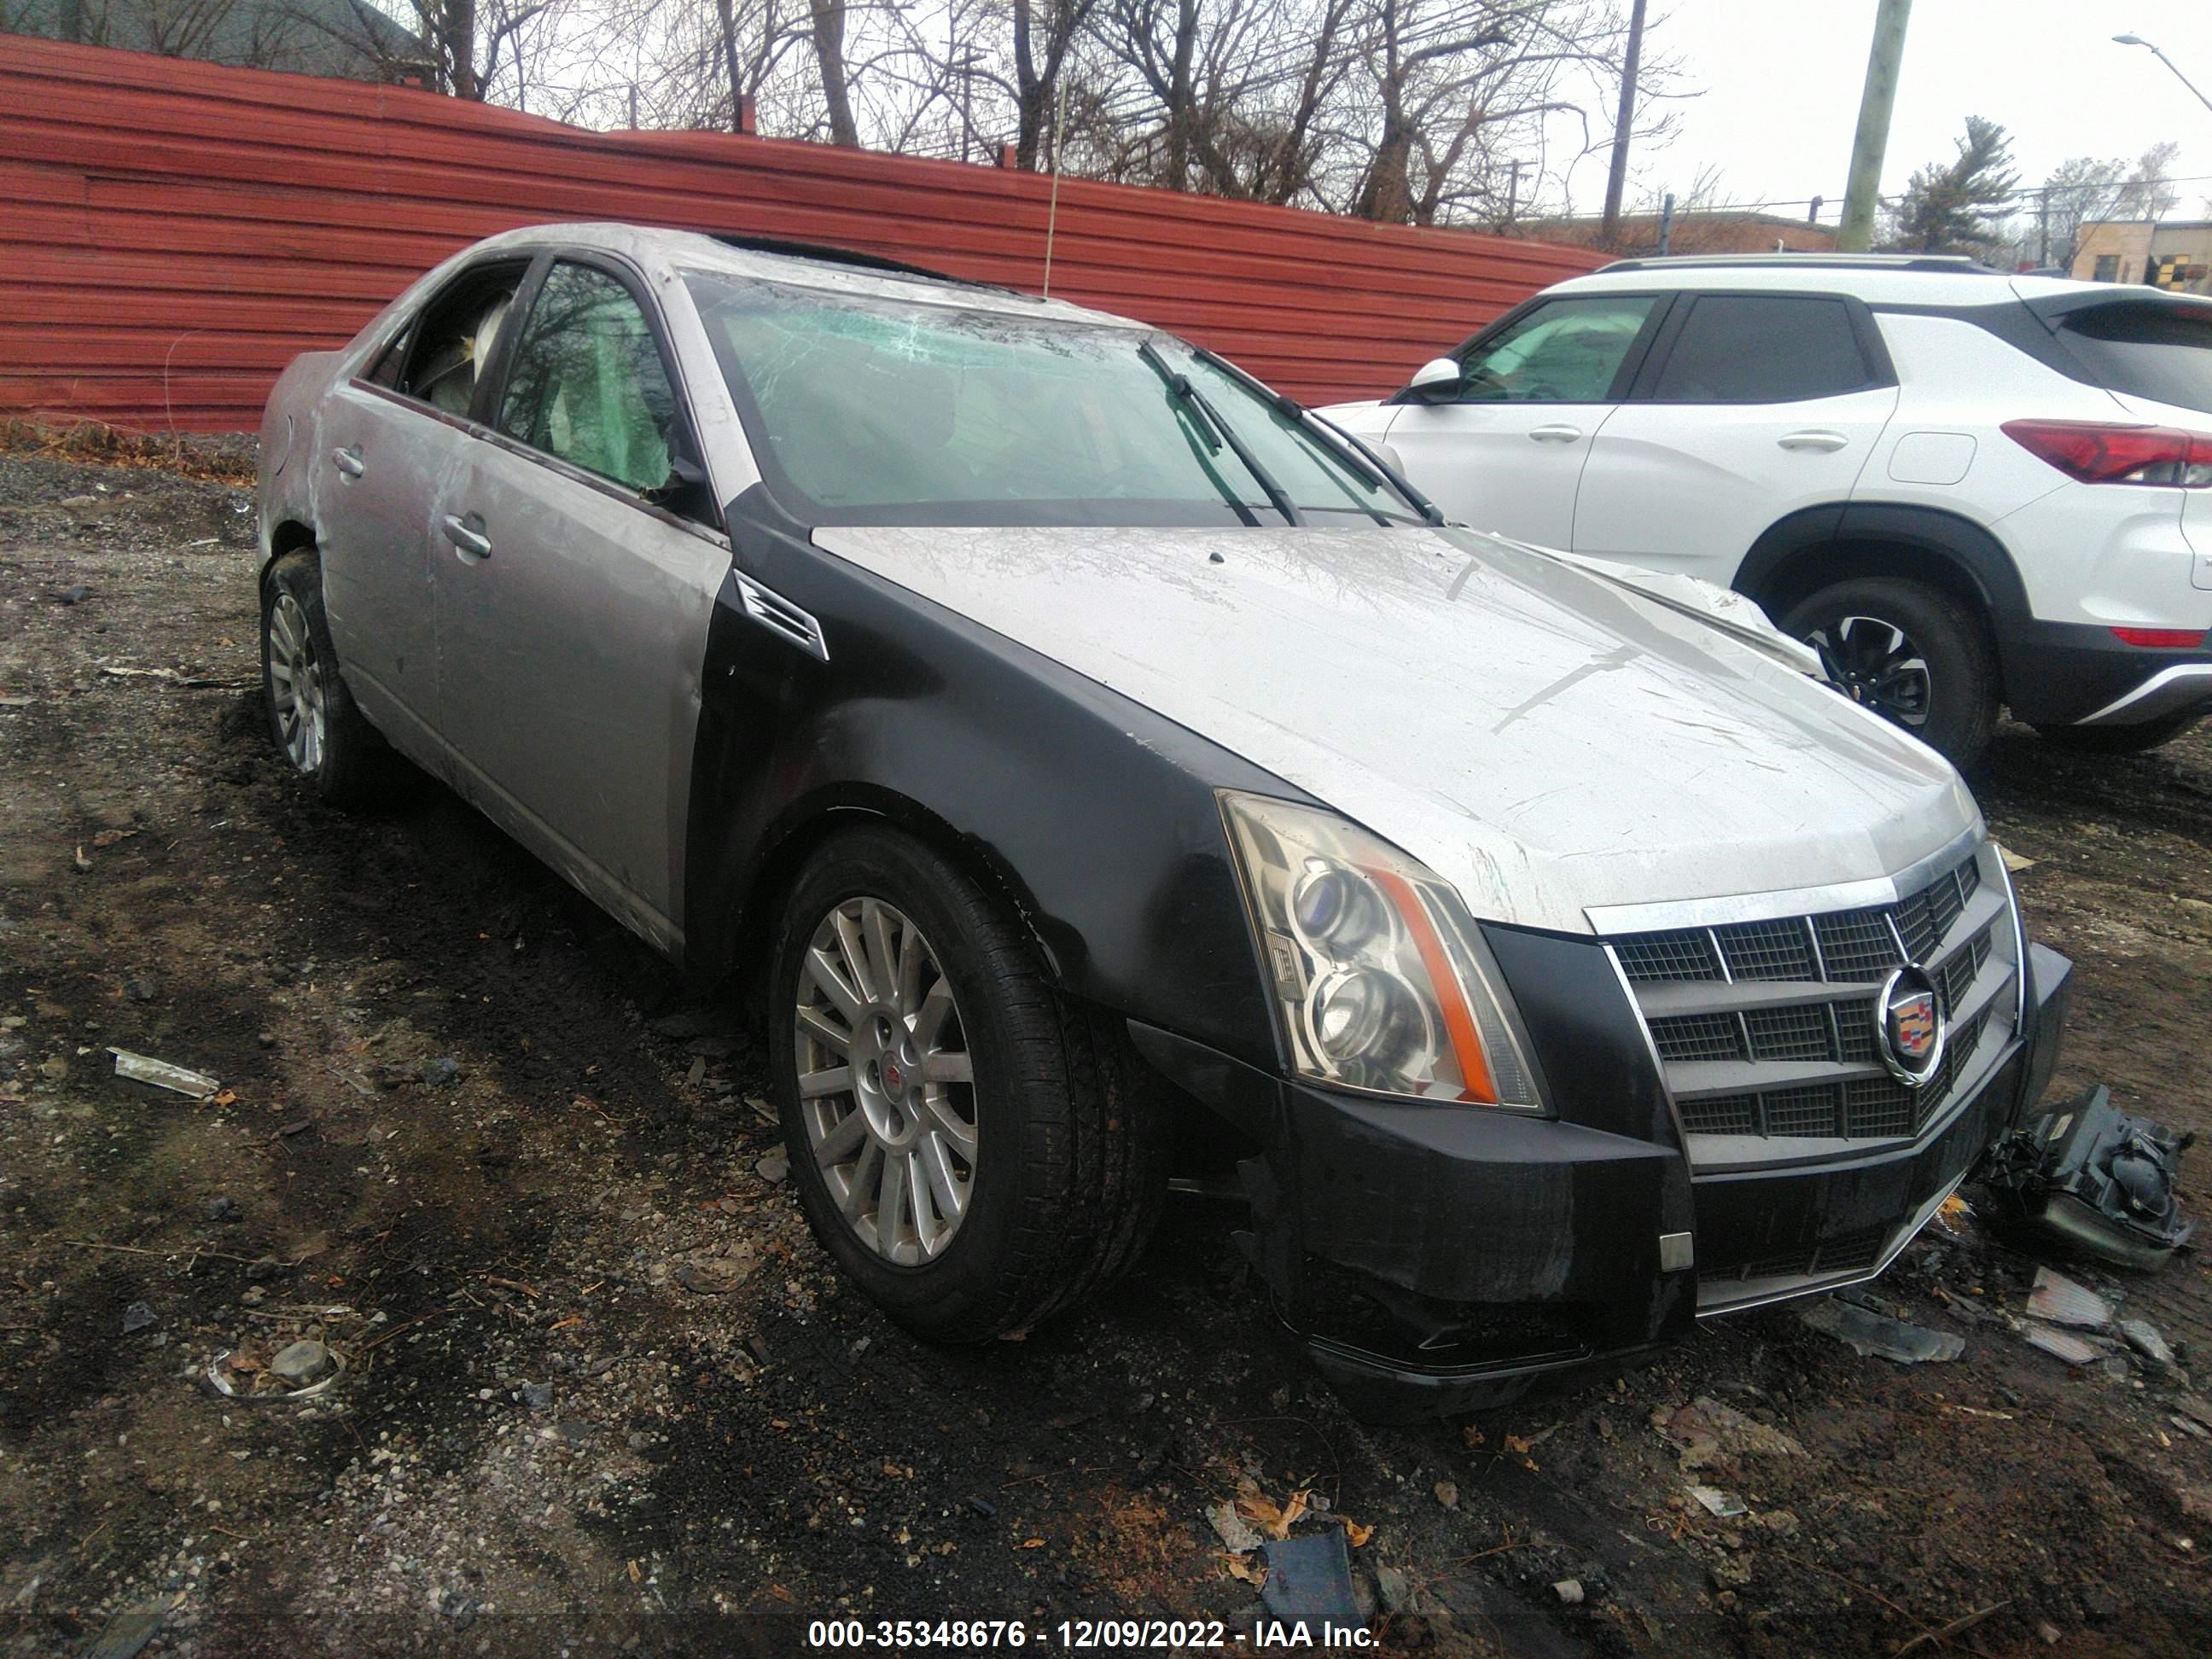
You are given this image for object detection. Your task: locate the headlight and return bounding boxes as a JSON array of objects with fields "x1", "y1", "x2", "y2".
[{"x1": 1220, "y1": 791, "x2": 1541, "y2": 1109}]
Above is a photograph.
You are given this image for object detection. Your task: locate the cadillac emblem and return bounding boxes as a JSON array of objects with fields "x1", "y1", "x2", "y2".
[{"x1": 1874, "y1": 964, "x2": 1946, "y2": 1086}]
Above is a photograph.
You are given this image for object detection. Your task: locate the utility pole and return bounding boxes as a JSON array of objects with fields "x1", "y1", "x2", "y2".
[
  {"x1": 1838, "y1": 0, "x2": 1912, "y2": 252},
  {"x1": 1599, "y1": 0, "x2": 1648, "y2": 247},
  {"x1": 1505, "y1": 159, "x2": 1523, "y2": 230}
]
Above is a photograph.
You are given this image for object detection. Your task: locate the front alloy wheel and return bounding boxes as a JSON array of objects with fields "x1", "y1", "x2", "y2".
[
  {"x1": 794, "y1": 897, "x2": 978, "y2": 1266},
  {"x1": 769, "y1": 827, "x2": 1165, "y2": 1343}
]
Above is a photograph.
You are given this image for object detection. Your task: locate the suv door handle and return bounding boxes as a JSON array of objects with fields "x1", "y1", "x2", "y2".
[
  {"x1": 1528, "y1": 423, "x2": 1583, "y2": 443},
  {"x1": 331, "y1": 445, "x2": 364, "y2": 478},
  {"x1": 1778, "y1": 429, "x2": 1849, "y2": 452},
  {"x1": 442, "y1": 513, "x2": 492, "y2": 561}
]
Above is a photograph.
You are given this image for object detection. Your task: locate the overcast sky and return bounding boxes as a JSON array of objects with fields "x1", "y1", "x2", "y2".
[{"x1": 1578, "y1": 0, "x2": 2212, "y2": 222}]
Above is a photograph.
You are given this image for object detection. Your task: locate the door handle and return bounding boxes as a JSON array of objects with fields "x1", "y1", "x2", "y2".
[
  {"x1": 1528, "y1": 423, "x2": 1583, "y2": 443},
  {"x1": 1778, "y1": 430, "x2": 1849, "y2": 452},
  {"x1": 331, "y1": 445, "x2": 364, "y2": 478},
  {"x1": 442, "y1": 513, "x2": 492, "y2": 561}
]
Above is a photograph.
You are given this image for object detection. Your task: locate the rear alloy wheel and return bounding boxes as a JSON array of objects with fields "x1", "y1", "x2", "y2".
[
  {"x1": 260, "y1": 550, "x2": 413, "y2": 809},
  {"x1": 1783, "y1": 577, "x2": 1998, "y2": 769},
  {"x1": 769, "y1": 826, "x2": 1164, "y2": 1342}
]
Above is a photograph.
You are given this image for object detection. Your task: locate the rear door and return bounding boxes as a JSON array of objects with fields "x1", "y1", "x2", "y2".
[
  {"x1": 431, "y1": 253, "x2": 730, "y2": 955},
  {"x1": 1572, "y1": 292, "x2": 1898, "y2": 582},
  {"x1": 315, "y1": 256, "x2": 531, "y2": 756},
  {"x1": 1382, "y1": 292, "x2": 1666, "y2": 547}
]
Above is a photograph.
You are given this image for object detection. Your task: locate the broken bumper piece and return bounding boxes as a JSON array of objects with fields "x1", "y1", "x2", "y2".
[
  {"x1": 1983, "y1": 1083, "x2": 2195, "y2": 1269},
  {"x1": 1126, "y1": 932, "x2": 2075, "y2": 1421}
]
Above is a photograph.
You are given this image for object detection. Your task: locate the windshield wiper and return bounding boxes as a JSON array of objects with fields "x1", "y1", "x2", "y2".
[
  {"x1": 1194, "y1": 347, "x2": 1445, "y2": 527},
  {"x1": 1138, "y1": 341, "x2": 1302, "y2": 527}
]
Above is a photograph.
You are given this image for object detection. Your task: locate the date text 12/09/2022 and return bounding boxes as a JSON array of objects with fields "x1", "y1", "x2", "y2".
[{"x1": 804, "y1": 1619, "x2": 1377, "y2": 1649}]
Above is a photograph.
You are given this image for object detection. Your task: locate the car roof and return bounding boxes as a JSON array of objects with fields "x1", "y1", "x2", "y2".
[
  {"x1": 464, "y1": 220, "x2": 1137, "y2": 330},
  {"x1": 1546, "y1": 253, "x2": 2127, "y2": 308}
]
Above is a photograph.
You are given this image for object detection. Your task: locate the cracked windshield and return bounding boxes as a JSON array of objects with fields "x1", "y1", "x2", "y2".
[{"x1": 684, "y1": 271, "x2": 1410, "y2": 527}]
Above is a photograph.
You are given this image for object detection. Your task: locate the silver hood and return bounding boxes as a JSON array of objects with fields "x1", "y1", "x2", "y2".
[{"x1": 810, "y1": 522, "x2": 1981, "y2": 935}]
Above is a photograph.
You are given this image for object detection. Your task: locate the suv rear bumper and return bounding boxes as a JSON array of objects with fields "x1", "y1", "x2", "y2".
[
  {"x1": 1998, "y1": 618, "x2": 2212, "y2": 726},
  {"x1": 1126, "y1": 941, "x2": 2073, "y2": 1420}
]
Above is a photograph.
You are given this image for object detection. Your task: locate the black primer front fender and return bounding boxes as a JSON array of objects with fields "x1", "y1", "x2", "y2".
[{"x1": 682, "y1": 490, "x2": 1300, "y2": 1071}]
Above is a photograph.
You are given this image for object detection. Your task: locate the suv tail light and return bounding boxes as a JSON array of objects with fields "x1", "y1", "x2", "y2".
[{"x1": 2002, "y1": 419, "x2": 2212, "y2": 487}]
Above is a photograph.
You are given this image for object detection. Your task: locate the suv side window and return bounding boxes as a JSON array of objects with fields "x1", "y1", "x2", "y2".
[
  {"x1": 391, "y1": 260, "x2": 527, "y2": 416},
  {"x1": 1451, "y1": 295, "x2": 1658, "y2": 403},
  {"x1": 1647, "y1": 294, "x2": 1873, "y2": 403},
  {"x1": 498, "y1": 261, "x2": 679, "y2": 493}
]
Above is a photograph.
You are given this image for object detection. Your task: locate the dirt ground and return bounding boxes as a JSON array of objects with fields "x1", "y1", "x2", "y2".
[{"x1": 1, "y1": 445, "x2": 2208, "y2": 1658}]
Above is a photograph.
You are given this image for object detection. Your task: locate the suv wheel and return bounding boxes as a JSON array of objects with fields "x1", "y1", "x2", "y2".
[
  {"x1": 768, "y1": 826, "x2": 1164, "y2": 1342},
  {"x1": 1782, "y1": 578, "x2": 1998, "y2": 768},
  {"x1": 260, "y1": 551, "x2": 411, "y2": 808},
  {"x1": 2033, "y1": 711, "x2": 2203, "y2": 754}
]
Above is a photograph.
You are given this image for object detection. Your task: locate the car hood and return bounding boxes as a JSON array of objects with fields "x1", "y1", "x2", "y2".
[{"x1": 809, "y1": 522, "x2": 1979, "y2": 934}]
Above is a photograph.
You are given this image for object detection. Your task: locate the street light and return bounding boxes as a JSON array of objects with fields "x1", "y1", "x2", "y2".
[{"x1": 2113, "y1": 32, "x2": 2212, "y2": 117}]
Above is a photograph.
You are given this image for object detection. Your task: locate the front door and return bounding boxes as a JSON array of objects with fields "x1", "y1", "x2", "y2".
[
  {"x1": 1382, "y1": 292, "x2": 1665, "y2": 547},
  {"x1": 433, "y1": 258, "x2": 730, "y2": 954}
]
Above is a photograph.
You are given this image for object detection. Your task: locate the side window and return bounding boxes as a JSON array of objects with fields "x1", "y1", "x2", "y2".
[
  {"x1": 1452, "y1": 295, "x2": 1657, "y2": 403},
  {"x1": 497, "y1": 262, "x2": 679, "y2": 494},
  {"x1": 364, "y1": 324, "x2": 410, "y2": 390},
  {"x1": 392, "y1": 262, "x2": 527, "y2": 416},
  {"x1": 1648, "y1": 294, "x2": 1872, "y2": 403}
]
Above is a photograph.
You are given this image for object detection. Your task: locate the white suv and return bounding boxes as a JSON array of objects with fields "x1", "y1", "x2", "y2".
[{"x1": 1324, "y1": 254, "x2": 2212, "y2": 767}]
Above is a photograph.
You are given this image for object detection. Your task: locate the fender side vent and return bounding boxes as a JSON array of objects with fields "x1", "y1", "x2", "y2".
[{"x1": 734, "y1": 573, "x2": 829, "y2": 662}]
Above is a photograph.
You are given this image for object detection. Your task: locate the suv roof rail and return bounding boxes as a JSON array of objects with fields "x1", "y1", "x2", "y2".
[
  {"x1": 1599, "y1": 253, "x2": 1994, "y2": 275},
  {"x1": 705, "y1": 233, "x2": 1022, "y2": 295}
]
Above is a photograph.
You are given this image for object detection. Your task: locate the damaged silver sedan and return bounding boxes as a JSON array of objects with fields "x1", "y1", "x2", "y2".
[{"x1": 255, "y1": 224, "x2": 2076, "y2": 1414}]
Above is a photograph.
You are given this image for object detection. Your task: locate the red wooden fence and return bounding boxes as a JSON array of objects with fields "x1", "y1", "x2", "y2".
[{"x1": 0, "y1": 36, "x2": 1607, "y2": 432}]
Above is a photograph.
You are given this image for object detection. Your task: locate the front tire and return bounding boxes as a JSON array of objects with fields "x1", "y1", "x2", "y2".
[
  {"x1": 260, "y1": 550, "x2": 410, "y2": 810},
  {"x1": 2034, "y1": 711, "x2": 2203, "y2": 754},
  {"x1": 769, "y1": 826, "x2": 1164, "y2": 1342},
  {"x1": 1782, "y1": 577, "x2": 1999, "y2": 769}
]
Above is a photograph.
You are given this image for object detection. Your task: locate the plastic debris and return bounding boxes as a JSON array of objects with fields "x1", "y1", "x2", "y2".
[
  {"x1": 1689, "y1": 1486, "x2": 1748, "y2": 1518},
  {"x1": 208, "y1": 1344, "x2": 348, "y2": 1401},
  {"x1": 108, "y1": 1047, "x2": 219, "y2": 1101},
  {"x1": 1259, "y1": 1528, "x2": 1360, "y2": 1630},
  {"x1": 1208, "y1": 1501, "x2": 1262, "y2": 1555},
  {"x1": 2026, "y1": 1267, "x2": 2113, "y2": 1330},
  {"x1": 2023, "y1": 1324, "x2": 2101, "y2": 1366},
  {"x1": 1983, "y1": 1086, "x2": 2193, "y2": 1269},
  {"x1": 1800, "y1": 1296, "x2": 1965, "y2": 1364},
  {"x1": 2120, "y1": 1319, "x2": 2175, "y2": 1368},
  {"x1": 119, "y1": 1301, "x2": 156, "y2": 1334}
]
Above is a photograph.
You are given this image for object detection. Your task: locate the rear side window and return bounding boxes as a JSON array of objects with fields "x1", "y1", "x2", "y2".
[
  {"x1": 1649, "y1": 294, "x2": 1873, "y2": 403},
  {"x1": 2059, "y1": 303, "x2": 2212, "y2": 415},
  {"x1": 389, "y1": 260, "x2": 527, "y2": 416}
]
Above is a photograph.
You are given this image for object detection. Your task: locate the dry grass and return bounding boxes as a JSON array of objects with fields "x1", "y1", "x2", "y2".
[{"x1": 0, "y1": 418, "x2": 256, "y2": 486}]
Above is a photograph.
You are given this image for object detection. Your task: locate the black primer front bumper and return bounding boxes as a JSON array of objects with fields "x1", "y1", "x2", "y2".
[{"x1": 1129, "y1": 930, "x2": 2075, "y2": 1419}]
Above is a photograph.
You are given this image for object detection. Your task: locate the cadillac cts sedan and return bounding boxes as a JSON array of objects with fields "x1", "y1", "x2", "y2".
[{"x1": 256, "y1": 224, "x2": 2075, "y2": 1414}]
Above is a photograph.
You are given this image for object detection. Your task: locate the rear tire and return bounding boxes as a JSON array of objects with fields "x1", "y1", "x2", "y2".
[
  {"x1": 260, "y1": 550, "x2": 412, "y2": 810},
  {"x1": 2034, "y1": 711, "x2": 2203, "y2": 754},
  {"x1": 1782, "y1": 577, "x2": 1999, "y2": 769},
  {"x1": 768, "y1": 826, "x2": 1166, "y2": 1343}
]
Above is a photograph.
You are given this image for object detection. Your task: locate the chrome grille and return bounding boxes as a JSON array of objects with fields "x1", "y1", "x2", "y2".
[{"x1": 1613, "y1": 846, "x2": 2017, "y2": 1155}]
